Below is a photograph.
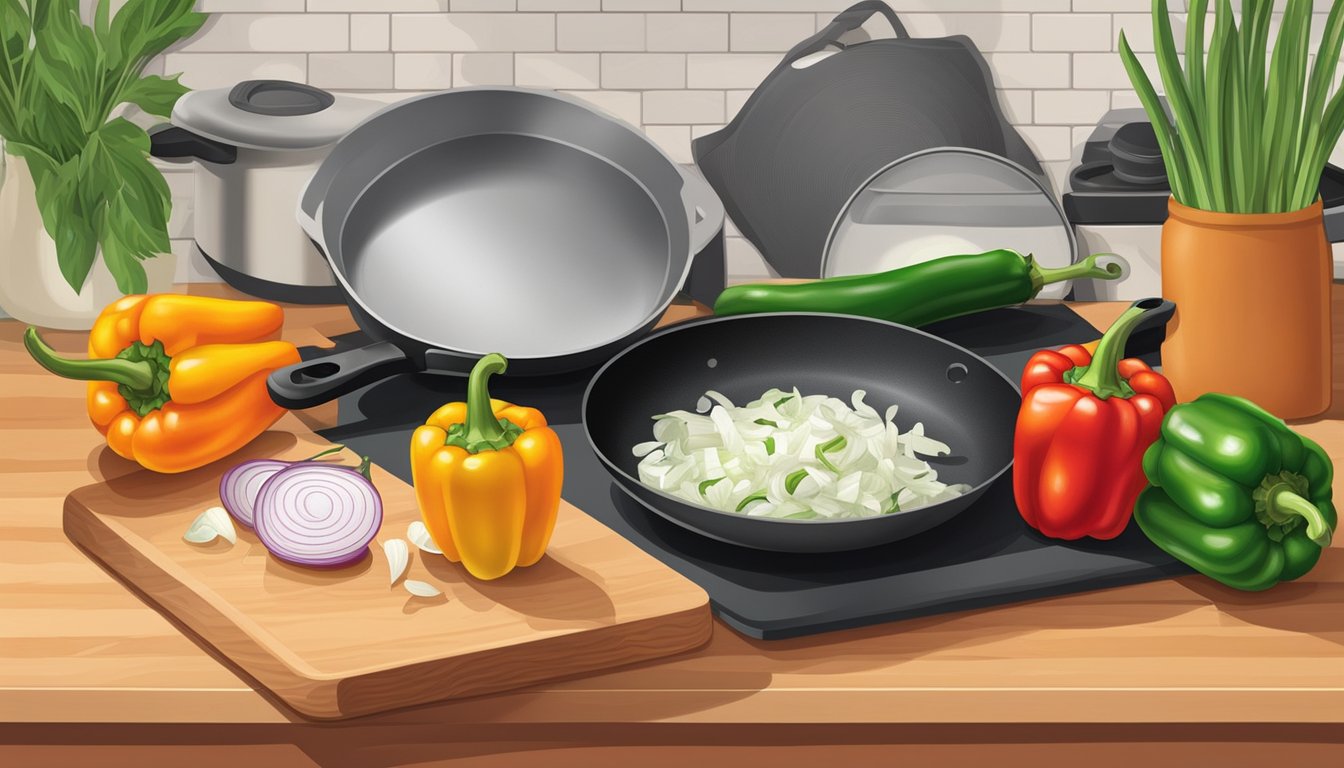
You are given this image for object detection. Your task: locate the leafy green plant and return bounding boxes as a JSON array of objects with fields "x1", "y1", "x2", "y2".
[
  {"x1": 1120, "y1": 0, "x2": 1344, "y2": 214},
  {"x1": 0, "y1": 0, "x2": 206, "y2": 294}
]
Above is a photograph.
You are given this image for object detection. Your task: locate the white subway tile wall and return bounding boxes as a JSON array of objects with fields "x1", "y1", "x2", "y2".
[
  {"x1": 394, "y1": 53, "x2": 454, "y2": 89},
  {"x1": 308, "y1": 52, "x2": 395, "y2": 89},
  {"x1": 649, "y1": 14, "x2": 729, "y2": 52},
  {"x1": 140, "y1": 1, "x2": 1344, "y2": 286},
  {"x1": 517, "y1": 52, "x2": 601, "y2": 88},
  {"x1": 601, "y1": 52, "x2": 685, "y2": 88},
  {"x1": 558, "y1": 13, "x2": 645, "y2": 50},
  {"x1": 351, "y1": 14, "x2": 391, "y2": 51},
  {"x1": 454, "y1": 52, "x2": 515, "y2": 85}
]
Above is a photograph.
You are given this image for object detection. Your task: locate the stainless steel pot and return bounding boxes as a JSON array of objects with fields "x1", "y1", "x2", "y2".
[
  {"x1": 267, "y1": 87, "x2": 724, "y2": 409},
  {"x1": 149, "y1": 80, "x2": 382, "y2": 303}
]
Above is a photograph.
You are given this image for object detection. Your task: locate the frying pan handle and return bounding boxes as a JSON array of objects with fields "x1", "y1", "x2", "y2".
[
  {"x1": 680, "y1": 167, "x2": 726, "y2": 256},
  {"x1": 784, "y1": 1, "x2": 909, "y2": 65},
  {"x1": 267, "y1": 342, "x2": 414, "y2": 410},
  {"x1": 1122, "y1": 297, "x2": 1176, "y2": 357}
]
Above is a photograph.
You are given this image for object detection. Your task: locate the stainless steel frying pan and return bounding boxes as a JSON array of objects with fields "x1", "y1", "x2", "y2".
[{"x1": 268, "y1": 87, "x2": 724, "y2": 409}]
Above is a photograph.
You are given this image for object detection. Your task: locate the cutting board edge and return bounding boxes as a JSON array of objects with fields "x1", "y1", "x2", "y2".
[
  {"x1": 322, "y1": 601, "x2": 715, "y2": 720},
  {"x1": 62, "y1": 493, "x2": 327, "y2": 705},
  {"x1": 63, "y1": 483, "x2": 715, "y2": 721}
]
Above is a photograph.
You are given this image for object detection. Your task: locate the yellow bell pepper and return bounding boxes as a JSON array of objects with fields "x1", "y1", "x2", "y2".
[{"x1": 410, "y1": 353, "x2": 563, "y2": 580}]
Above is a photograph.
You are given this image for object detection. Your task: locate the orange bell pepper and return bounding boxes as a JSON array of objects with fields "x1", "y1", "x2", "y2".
[
  {"x1": 410, "y1": 353, "x2": 563, "y2": 580},
  {"x1": 23, "y1": 294, "x2": 300, "y2": 473}
]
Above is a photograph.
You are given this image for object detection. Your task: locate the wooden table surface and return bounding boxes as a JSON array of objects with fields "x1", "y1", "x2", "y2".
[{"x1": 2, "y1": 285, "x2": 1341, "y2": 765}]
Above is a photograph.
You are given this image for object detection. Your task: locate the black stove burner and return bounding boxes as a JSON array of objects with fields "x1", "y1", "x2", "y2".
[
  {"x1": 311, "y1": 305, "x2": 1187, "y2": 640},
  {"x1": 1064, "y1": 119, "x2": 1344, "y2": 228}
]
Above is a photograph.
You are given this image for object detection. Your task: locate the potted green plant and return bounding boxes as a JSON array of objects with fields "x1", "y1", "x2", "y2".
[
  {"x1": 0, "y1": 0, "x2": 206, "y2": 329},
  {"x1": 1120, "y1": 0, "x2": 1344, "y2": 419}
]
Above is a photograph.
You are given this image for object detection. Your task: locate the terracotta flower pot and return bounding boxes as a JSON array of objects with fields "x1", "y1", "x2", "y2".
[{"x1": 1161, "y1": 197, "x2": 1332, "y2": 419}]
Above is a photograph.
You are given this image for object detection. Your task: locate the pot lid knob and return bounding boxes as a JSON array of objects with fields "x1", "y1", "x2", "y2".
[
  {"x1": 1109, "y1": 122, "x2": 1168, "y2": 186},
  {"x1": 228, "y1": 80, "x2": 335, "y2": 117}
]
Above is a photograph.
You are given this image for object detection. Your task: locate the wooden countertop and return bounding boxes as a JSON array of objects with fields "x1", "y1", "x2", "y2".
[{"x1": 1, "y1": 286, "x2": 1341, "y2": 759}]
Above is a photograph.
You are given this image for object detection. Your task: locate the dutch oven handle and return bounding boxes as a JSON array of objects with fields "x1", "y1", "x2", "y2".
[
  {"x1": 148, "y1": 124, "x2": 237, "y2": 165},
  {"x1": 680, "y1": 167, "x2": 725, "y2": 257},
  {"x1": 296, "y1": 150, "x2": 344, "y2": 257},
  {"x1": 267, "y1": 342, "x2": 415, "y2": 410},
  {"x1": 784, "y1": 1, "x2": 909, "y2": 65}
]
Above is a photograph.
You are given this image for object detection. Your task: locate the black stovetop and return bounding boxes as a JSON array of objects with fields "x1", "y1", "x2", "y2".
[{"x1": 308, "y1": 305, "x2": 1188, "y2": 640}]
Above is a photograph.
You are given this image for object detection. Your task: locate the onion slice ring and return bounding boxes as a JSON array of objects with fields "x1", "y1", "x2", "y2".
[
  {"x1": 253, "y1": 460, "x2": 383, "y2": 568},
  {"x1": 219, "y1": 446, "x2": 346, "y2": 529}
]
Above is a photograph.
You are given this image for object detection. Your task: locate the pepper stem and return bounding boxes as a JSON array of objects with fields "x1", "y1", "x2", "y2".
[
  {"x1": 463, "y1": 353, "x2": 512, "y2": 450},
  {"x1": 1068, "y1": 298, "x2": 1163, "y2": 400},
  {"x1": 23, "y1": 327, "x2": 155, "y2": 391},
  {"x1": 356, "y1": 455, "x2": 373, "y2": 481},
  {"x1": 1029, "y1": 253, "x2": 1125, "y2": 294},
  {"x1": 1268, "y1": 485, "x2": 1334, "y2": 547}
]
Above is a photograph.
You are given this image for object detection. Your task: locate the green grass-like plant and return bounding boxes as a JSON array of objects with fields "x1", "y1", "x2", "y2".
[
  {"x1": 1120, "y1": 0, "x2": 1344, "y2": 214},
  {"x1": 0, "y1": 0, "x2": 206, "y2": 295}
]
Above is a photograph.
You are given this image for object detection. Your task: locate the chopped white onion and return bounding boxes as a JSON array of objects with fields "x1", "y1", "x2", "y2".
[{"x1": 634, "y1": 388, "x2": 971, "y2": 520}]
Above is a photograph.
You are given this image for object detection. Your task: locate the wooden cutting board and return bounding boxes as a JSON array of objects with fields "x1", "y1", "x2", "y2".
[{"x1": 62, "y1": 416, "x2": 713, "y2": 720}]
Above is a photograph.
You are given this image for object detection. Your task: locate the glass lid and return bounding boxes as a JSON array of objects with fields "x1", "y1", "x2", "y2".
[{"x1": 821, "y1": 147, "x2": 1079, "y2": 300}]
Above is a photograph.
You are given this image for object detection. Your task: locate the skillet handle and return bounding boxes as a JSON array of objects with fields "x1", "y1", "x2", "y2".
[
  {"x1": 1078, "y1": 297, "x2": 1176, "y2": 359},
  {"x1": 268, "y1": 342, "x2": 414, "y2": 410},
  {"x1": 680, "y1": 166, "x2": 725, "y2": 257},
  {"x1": 1121, "y1": 297, "x2": 1175, "y2": 358}
]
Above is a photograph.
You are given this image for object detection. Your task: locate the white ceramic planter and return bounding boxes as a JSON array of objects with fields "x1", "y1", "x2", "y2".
[{"x1": 0, "y1": 149, "x2": 175, "y2": 330}]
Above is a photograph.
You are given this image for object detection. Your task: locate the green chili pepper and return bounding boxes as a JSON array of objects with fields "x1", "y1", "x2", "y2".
[
  {"x1": 1135, "y1": 393, "x2": 1337, "y2": 591},
  {"x1": 712, "y1": 250, "x2": 1123, "y2": 327}
]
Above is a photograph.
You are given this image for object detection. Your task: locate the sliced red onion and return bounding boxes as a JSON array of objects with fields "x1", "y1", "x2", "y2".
[
  {"x1": 219, "y1": 460, "x2": 290, "y2": 530},
  {"x1": 253, "y1": 463, "x2": 383, "y2": 569},
  {"x1": 219, "y1": 446, "x2": 346, "y2": 529}
]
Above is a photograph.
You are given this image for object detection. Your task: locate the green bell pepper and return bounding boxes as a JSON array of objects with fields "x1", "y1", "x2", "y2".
[{"x1": 1135, "y1": 393, "x2": 1336, "y2": 591}]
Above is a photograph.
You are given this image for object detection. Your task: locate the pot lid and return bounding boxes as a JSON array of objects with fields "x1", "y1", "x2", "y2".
[
  {"x1": 821, "y1": 147, "x2": 1079, "y2": 300},
  {"x1": 171, "y1": 80, "x2": 383, "y2": 151}
]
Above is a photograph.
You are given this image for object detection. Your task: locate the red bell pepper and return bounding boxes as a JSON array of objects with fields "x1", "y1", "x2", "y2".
[{"x1": 1013, "y1": 298, "x2": 1177, "y2": 540}]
